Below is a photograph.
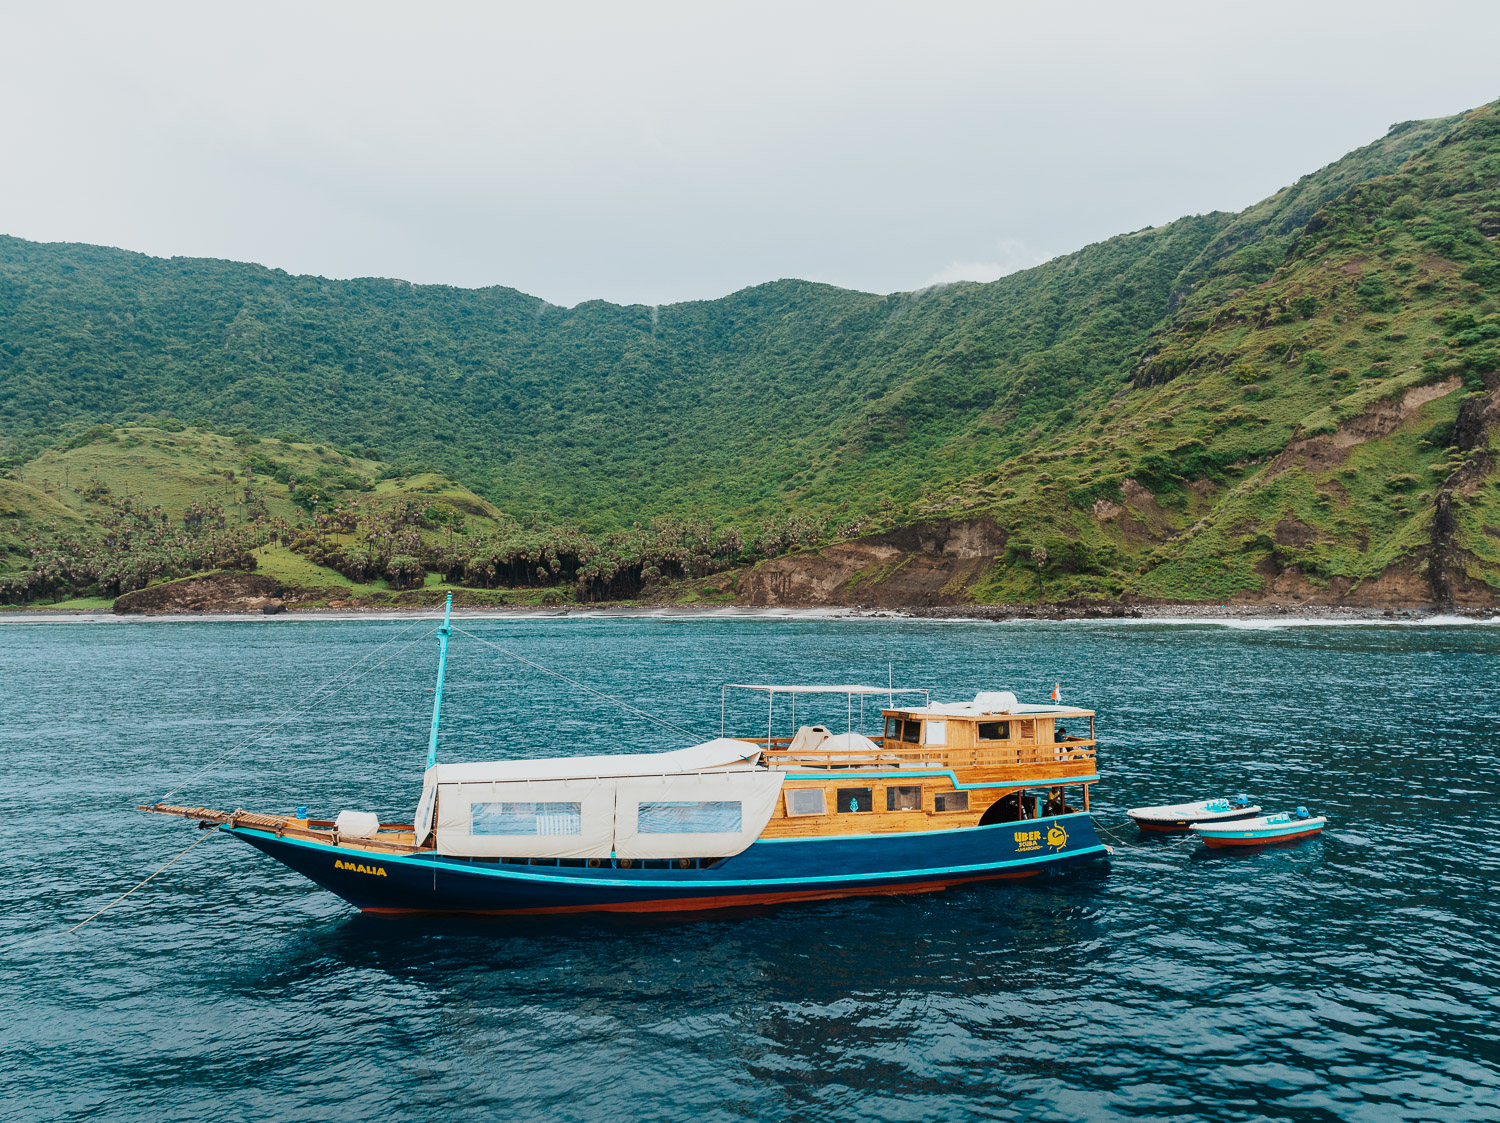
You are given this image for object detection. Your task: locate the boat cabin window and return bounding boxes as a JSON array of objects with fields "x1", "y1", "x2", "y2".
[
  {"x1": 472, "y1": 801, "x2": 581, "y2": 836},
  {"x1": 786, "y1": 789, "x2": 827, "y2": 817},
  {"x1": 836, "y1": 787, "x2": 873, "y2": 813},
  {"x1": 886, "y1": 785, "x2": 921, "y2": 812},
  {"x1": 934, "y1": 791, "x2": 968, "y2": 813},
  {"x1": 1018, "y1": 719, "x2": 1036, "y2": 740},
  {"x1": 637, "y1": 801, "x2": 742, "y2": 834},
  {"x1": 886, "y1": 717, "x2": 922, "y2": 743},
  {"x1": 977, "y1": 721, "x2": 1010, "y2": 741}
]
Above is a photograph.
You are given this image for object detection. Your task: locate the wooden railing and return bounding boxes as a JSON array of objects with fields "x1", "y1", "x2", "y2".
[{"x1": 744, "y1": 736, "x2": 1096, "y2": 771}]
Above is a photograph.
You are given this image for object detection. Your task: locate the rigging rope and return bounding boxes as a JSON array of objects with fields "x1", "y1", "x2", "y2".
[
  {"x1": 67, "y1": 830, "x2": 219, "y2": 936},
  {"x1": 450, "y1": 624, "x2": 705, "y2": 740},
  {"x1": 155, "y1": 615, "x2": 436, "y2": 803}
]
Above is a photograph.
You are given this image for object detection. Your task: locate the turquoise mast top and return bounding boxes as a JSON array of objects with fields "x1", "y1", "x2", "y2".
[{"x1": 425, "y1": 593, "x2": 453, "y2": 770}]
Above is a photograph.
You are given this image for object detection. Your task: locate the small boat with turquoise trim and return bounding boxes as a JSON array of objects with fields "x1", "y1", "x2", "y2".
[
  {"x1": 1127, "y1": 796, "x2": 1260, "y2": 833},
  {"x1": 141, "y1": 596, "x2": 1110, "y2": 916},
  {"x1": 1190, "y1": 809, "x2": 1327, "y2": 848}
]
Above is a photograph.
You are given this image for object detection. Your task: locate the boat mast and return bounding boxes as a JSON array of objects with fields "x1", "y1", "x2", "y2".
[{"x1": 425, "y1": 593, "x2": 453, "y2": 770}]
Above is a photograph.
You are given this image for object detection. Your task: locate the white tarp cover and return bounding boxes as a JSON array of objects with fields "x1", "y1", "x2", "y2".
[
  {"x1": 819, "y1": 732, "x2": 880, "y2": 758},
  {"x1": 335, "y1": 810, "x2": 380, "y2": 838},
  {"x1": 426, "y1": 738, "x2": 762, "y2": 786},
  {"x1": 413, "y1": 775, "x2": 438, "y2": 846},
  {"x1": 412, "y1": 738, "x2": 762, "y2": 847},
  {"x1": 612, "y1": 771, "x2": 786, "y2": 858},
  {"x1": 418, "y1": 738, "x2": 783, "y2": 856},
  {"x1": 435, "y1": 777, "x2": 617, "y2": 858}
]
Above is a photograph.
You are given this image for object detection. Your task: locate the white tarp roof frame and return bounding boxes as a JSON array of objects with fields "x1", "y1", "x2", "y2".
[
  {"x1": 897, "y1": 702, "x2": 1096, "y2": 718},
  {"x1": 725, "y1": 684, "x2": 929, "y2": 696},
  {"x1": 426, "y1": 738, "x2": 763, "y2": 785},
  {"x1": 721, "y1": 684, "x2": 932, "y2": 740}
]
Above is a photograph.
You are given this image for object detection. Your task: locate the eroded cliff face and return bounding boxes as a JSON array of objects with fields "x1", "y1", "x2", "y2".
[
  {"x1": 737, "y1": 519, "x2": 1007, "y2": 607},
  {"x1": 112, "y1": 573, "x2": 285, "y2": 615}
]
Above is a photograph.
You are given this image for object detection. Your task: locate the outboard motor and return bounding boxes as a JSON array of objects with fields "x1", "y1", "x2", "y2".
[
  {"x1": 1234, "y1": 793, "x2": 1251, "y2": 807},
  {"x1": 1295, "y1": 805, "x2": 1309, "y2": 820}
]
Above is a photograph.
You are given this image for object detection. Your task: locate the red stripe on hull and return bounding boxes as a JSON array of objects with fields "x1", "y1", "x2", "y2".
[
  {"x1": 359, "y1": 870, "x2": 1041, "y2": 917},
  {"x1": 1200, "y1": 828, "x2": 1323, "y2": 848}
]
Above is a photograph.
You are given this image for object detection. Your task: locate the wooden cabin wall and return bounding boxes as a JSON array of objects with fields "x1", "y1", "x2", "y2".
[{"x1": 758, "y1": 777, "x2": 1095, "y2": 839}]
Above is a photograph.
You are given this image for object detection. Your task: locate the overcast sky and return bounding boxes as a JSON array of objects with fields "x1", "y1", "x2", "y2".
[{"x1": 2, "y1": 1, "x2": 1497, "y2": 307}]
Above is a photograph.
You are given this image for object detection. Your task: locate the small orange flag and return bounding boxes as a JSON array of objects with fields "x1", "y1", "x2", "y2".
[{"x1": 1051, "y1": 683, "x2": 1061, "y2": 702}]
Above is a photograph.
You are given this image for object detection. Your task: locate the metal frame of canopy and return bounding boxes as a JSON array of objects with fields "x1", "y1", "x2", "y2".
[{"x1": 720, "y1": 683, "x2": 931, "y2": 741}]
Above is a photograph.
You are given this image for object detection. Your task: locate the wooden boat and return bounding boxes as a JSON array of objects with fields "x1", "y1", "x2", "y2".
[
  {"x1": 1190, "y1": 810, "x2": 1327, "y2": 848},
  {"x1": 1127, "y1": 796, "x2": 1260, "y2": 833},
  {"x1": 141, "y1": 597, "x2": 1110, "y2": 916}
]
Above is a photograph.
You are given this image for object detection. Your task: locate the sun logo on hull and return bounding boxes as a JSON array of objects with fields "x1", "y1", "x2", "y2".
[{"x1": 1047, "y1": 823, "x2": 1069, "y2": 850}]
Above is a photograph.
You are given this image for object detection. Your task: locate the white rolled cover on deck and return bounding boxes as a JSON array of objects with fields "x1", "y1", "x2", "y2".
[{"x1": 612, "y1": 771, "x2": 785, "y2": 859}]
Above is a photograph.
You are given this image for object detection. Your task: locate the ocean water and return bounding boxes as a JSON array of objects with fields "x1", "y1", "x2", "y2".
[{"x1": 2, "y1": 613, "x2": 1497, "y2": 1123}]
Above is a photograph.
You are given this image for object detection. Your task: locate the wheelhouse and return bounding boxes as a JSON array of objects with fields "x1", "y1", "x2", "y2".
[{"x1": 720, "y1": 684, "x2": 1099, "y2": 841}]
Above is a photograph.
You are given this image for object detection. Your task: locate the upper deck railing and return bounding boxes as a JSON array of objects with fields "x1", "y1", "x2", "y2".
[{"x1": 744, "y1": 735, "x2": 1097, "y2": 772}]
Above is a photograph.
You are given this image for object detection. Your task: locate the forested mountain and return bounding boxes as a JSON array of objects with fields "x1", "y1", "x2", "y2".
[
  {"x1": 2, "y1": 100, "x2": 1498, "y2": 608},
  {"x1": 0, "y1": 214, "x2": 1231, "y2": 527}
]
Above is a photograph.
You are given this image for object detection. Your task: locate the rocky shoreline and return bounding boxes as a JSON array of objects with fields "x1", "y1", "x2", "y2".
[
  {"x1": 3, "y1": 600, "x2": 1494, "y2": 623},
  {"x1": 2, "y1": 566, "x2": 1494, "y2": 623}
]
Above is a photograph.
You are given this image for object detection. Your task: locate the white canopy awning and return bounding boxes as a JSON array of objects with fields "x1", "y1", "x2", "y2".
[
  {"x1": 726, "y1": 684, "x2": 927, "y2": 695},
  {"x1": 424, "y1": 738, "x2": 763, "y2": 786}
]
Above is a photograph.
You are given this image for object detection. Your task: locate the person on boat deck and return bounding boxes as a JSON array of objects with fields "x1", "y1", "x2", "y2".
[
  {"x1": 1054, "y1": 724, "x2": 1068, "y2": 743},
  {"x1": 1043, "y1": 788, "x2": 1068, "y2": 816}
]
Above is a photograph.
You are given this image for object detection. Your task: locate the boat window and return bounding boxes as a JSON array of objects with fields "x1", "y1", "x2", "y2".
[
  {"x1": 1019, "y1": 719, "x2": 1036, "y2": 740},
  {"x1": 886, "y1": 785, "x2": 921, "y2": 811},
  {"x1": 884, "y1": 716, "x2": 900, "y2": 740},
  {"x1": 977, "y1": 721, "x2": 1010, "y2": 740},
  {"x1": 901, "y1": 719, "x2": 922, "y2": 743},
  {"x1": 472, "y1": 801, "x2": 581, "y2": 836},
  {"x1": 786, "y1": 788, "x2": 827, "y2": 817},
  {"x1": 934, "y1": 791, "x2": 969, "y2": 813},
  {"x1": 637, "y1": 801, "x2": 743, "y2": 834},
  {"x1": 836, "y1": 787, "x2": 873, "y2": 813}
]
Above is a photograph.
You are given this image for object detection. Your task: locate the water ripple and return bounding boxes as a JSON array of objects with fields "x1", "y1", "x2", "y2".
[{"x1": 2, "y1": 618, "x2": 1497, "y2": 1122}]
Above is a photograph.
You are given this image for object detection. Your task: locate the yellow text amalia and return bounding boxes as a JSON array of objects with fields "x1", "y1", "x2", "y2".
[{"x1": 334, "y1": 859, "x2": 388, "y2": 877}]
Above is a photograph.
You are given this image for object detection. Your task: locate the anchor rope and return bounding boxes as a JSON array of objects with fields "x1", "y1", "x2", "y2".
[
  {"x1": 450, "y1": 624, "x2": 705, "y2": 740},
  {"x1": 1093, "y1": 819, "x2": 1200, "y2": 851},
  {"x1": 155, "y1": 615, "x2": 436, "y2": 803},
  {"x1": 67, "y1": 831, "x2": 220, "y2": 935}
]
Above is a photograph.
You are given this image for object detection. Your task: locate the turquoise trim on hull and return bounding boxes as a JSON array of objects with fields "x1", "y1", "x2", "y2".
[{"x1": 223, "y1": 825, "x2": 1109, "y2": 891}]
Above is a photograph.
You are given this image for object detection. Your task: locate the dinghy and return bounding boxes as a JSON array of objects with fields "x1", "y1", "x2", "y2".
[
  {"x1": 1127, "y1": 796, "x2": 1259, "y2": 833},
  {"x1": 1190, "y1": 808, "x2": 1326, "y2": 848}
]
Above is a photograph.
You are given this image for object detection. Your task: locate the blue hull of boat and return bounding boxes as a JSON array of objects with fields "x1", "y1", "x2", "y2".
[{"x1": 225, "y1": 811, "x2": 1109, "y2": 915}]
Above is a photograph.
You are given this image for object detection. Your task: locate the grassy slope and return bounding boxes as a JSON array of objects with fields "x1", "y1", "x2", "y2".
[
  {"x1": 0, "y1": 212, "x2": 1232, "y2": 529},
  {"x1": 949, "y1": 101, "x2": 1500, "y2": 603},
  {"x1": 1, "y1": 425, "x2": 521, "y2": 602}
]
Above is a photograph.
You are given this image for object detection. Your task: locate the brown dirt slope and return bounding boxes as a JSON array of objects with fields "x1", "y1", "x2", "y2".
[
  {"x1": 737, "y1": 519, "x2": 1006, "y2": 607},
  {"x1": 113, "y1": 573, "x2": 285, "y2": 615}
]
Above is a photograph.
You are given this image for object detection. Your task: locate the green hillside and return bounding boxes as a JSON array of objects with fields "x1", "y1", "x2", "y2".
[
  {"x1": 0, "y1": 211, "x2": 1235, "y2": 526},
  {"x1": 2, "y1": 99, "x2": 1498, "y2": 608}
]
